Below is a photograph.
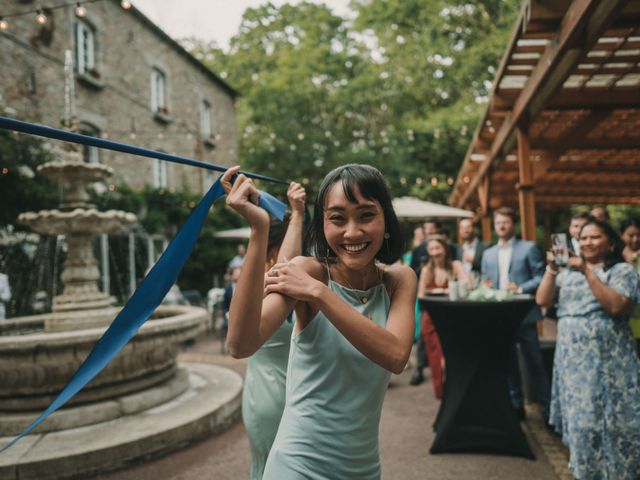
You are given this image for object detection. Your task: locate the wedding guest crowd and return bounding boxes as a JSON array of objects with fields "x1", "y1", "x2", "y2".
[{"x1": 221, "y1": 185, "x2": 639, "y2": 480}]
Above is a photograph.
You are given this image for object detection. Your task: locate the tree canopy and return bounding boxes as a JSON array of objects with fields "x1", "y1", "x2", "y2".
[{"x1": 186, "y1": 0, "x2": 519, "y2": 203}]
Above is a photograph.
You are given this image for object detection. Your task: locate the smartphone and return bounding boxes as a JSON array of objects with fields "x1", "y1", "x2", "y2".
[{"x1": 551, "y1": 233, "x2": 569, "y2": 267}]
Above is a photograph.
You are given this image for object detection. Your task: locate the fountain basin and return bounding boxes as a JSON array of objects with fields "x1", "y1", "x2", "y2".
[
  {"x1": 0, "y1": 305, "x2": 207, "y2": 412},
  {"x1": 38, "y1": 161, "x2": 114, "y2": 184},
  {"x1": 17, "y1": 209, "x2": 137, "y2": 236}
]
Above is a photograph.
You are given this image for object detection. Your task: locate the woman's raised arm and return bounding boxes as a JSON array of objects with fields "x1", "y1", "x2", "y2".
[{"x1": 220, "y1": 167, "x2": 295, "y2": 358}]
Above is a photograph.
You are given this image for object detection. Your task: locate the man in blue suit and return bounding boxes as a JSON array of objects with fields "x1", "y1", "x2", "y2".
[{"x1": 481, "y1": 207, "x2": 550, "y2": 420}]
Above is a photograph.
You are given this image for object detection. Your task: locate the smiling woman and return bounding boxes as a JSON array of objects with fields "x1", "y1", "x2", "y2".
[
  {"x1": 220, "y1": 163, "x2": 416, "y2": 480},
  {"x1": 536, "y1": 220, "x2": 640, "y2": 479}
]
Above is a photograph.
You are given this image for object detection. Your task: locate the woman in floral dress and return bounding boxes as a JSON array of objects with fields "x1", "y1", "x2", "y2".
[{"x1": 537, "y1": 219, "x2": 640, "y2": 479}]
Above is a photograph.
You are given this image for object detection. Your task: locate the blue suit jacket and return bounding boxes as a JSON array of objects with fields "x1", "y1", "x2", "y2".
[{"x1": 480, "y1": 238, "x2": 545, "y2": 323}]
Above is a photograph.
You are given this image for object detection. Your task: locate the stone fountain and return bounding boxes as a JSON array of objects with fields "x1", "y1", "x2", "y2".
[{"x1": 0, "y1": 52, "x2": 241, "y2": 480}]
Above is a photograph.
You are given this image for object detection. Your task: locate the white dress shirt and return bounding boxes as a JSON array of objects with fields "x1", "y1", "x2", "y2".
[
  {"x1": 498, "y1": 238, "x2": 514, "y2": 290},
  {"x1": 461, "y1": 238, "x2": 478, "y2": 272},
  {"x1": 571, "y1": 237, "x2": 581, "y2": 256}
]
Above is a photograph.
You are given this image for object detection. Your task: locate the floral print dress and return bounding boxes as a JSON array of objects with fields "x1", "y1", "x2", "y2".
[{"x1": 550, "y1": 262, "x2": 640, "y2": 480}]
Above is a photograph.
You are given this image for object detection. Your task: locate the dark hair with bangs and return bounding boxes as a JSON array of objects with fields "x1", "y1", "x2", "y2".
[
  {"x1": 620, "y1": 217, "x2": 640, "y2": 236},
  {"x1": 303, "y1": 164, "x2": 403, "y2": 264},
  {"x1": 580, "y1": 219, "x2": 625, "y2": 271}
]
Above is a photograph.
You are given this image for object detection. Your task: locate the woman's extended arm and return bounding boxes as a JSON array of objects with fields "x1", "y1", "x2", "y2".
[
  {"x1": 536, "y1": 251, "x2": 558, "y2": 308},
  {"x1": 452, "y1": 260, "x2": 471, "y2": 287},
  {"x1": 221, "y1": 167, "x2": 296, "y2": 358},
  {"x1": 417, "y1": 265, "x2": 428, "y2": 298},
  {"x1": 277, "y1": 182, "x2": 305, "y2": 263},
  {"x1": 568, "y1": 256, "x2": 636, "y2": 317},
  {"x1": 265, "y1": 261, "x2": 417, "y2": 374}
]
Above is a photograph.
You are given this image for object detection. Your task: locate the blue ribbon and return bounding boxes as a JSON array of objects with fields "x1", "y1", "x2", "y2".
[
  {"x1": 0, "y1": 115, "x2": 289, "y2": 185},
  {"x1": 0, "y1": 179, "x2": 286, "y2": 452}
]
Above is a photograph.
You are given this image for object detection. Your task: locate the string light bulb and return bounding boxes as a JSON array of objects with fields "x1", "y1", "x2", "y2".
[
  {"x1": 75, "y1": 3, "x2": 86, "y2": 17},
  {"x1": 35, "y1": 10, "x2": 47, "y2": 25},
  {"x1": 0, "y1": 17, "x2": 8, "y2": 30},
  {"x1": 120, "y1": 1, "x2": 132, "y2": 9}
]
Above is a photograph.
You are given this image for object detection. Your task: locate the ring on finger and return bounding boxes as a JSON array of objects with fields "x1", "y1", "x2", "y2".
[{"x1": 269, "y1": 268, "x2": 279, "y2": 277}]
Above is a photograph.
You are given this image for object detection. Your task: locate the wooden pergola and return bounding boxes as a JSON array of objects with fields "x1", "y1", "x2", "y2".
[{"x1": 449, "y1": 0, "x2": 640, "y2": 241}]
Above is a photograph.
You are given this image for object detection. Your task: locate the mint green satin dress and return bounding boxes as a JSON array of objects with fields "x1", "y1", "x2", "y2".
[
  {"x1": 263, "y1": 277, "x2": 391, "y2": 479},
  {"x1": 242, "y1": 319, "x2": 293, "y2": 480}
]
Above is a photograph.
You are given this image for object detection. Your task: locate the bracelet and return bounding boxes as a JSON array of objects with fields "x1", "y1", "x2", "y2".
[{"x1": 546, "y1": 265, "x2": 559, "y2": 276}]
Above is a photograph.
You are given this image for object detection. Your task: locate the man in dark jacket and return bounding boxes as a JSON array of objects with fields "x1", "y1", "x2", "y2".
[
  {"x1": 456, "y1": 218, "x2": 489, "y2": 273},
  {"x1": 481, "y1": 207, "x2": 549, "y2": 420}
]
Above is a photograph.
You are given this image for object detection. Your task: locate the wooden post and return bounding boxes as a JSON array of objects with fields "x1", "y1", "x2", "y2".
[
  {"x1": 477, "y1": 175, "x2": 493, "y2": 242},
  {"x1": 517, "y1": 127, "x2": 537, "y2": 241},
  {"x1": 481, "y1": 216, "x2": 492, "y2": 243}
]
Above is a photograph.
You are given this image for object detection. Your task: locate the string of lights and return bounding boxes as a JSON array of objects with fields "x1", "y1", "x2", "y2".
[{"x1": 0, "y1": 0, "x2": 132, "y2": 31}]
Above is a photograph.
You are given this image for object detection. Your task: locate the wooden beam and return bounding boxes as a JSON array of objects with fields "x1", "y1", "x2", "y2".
[
  {"x1": 448, "y1": 2, "x2": 531, "y2": 208},
  {"x1": 533, "y1": 139, "x2": 640, "y2": 150},
  {"x1": 537, "y1": 185, "x2": 640, "y2": 195},
  {"x1": 456, "y1": 0, "x2": 633, "y2": 208},
  {"x1": 517, "y1": 127, "x2": 537, "y2": 241},
  {"x1": 495, "y1": 158, "x2": 640, "y2": 174},
  {"x1": 499, "y1": 194, "x2": 640, "y2": 205},
  {"x1": 533, "y1": 152, "x2": 558, "y2": 180},
  {"x1": 493, "y1": 88, "x2": 640, "y2": 110},
  {"x1": 477, "y1": 175, "x2": 493, "y2": 242},
  {"x1": 548, "y1": 109, "x2": 613, "y2": 149}
]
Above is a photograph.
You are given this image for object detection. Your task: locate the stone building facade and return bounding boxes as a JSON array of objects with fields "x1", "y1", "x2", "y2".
[{"x1": 0, "y1": 0, "x2": 239, "y2": 193}]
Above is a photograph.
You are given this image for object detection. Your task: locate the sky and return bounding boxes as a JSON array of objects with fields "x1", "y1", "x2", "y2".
[{"x1": 132, "y1": 0, "x2": 353, "y2": 50}]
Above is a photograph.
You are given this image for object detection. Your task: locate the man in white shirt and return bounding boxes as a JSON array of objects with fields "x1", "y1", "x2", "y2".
[
  {"x1": 480, "y1": 207, "x2": 549, "y2": 420},
  {"x1": 227, "y1": 243, "x2": 246, "y2": 272},
  {"x1": 456, "y1": 218, "x2": 488, "y2": 274},
  {"x1": 568, "y1": 211, "x2": 592, "y2": 256}
]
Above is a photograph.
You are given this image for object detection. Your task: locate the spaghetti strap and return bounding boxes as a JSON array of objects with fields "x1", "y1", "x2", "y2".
[{"x1": 325, "y1": 258, "x2": 332, "y2": 282}]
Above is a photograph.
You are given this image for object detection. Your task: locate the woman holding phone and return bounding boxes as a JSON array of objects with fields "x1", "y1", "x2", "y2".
[{"x1": 537, "y1": 220, "x2": 640, "y2": 479}]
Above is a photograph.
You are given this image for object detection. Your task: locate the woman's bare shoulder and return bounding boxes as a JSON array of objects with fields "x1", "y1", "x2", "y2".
[
  {"x1": 382, "y1": 263, "x2": 416, "y2": 293},
  {"x1": 290, "y1": 256, "x2": 327, "y2": 281}
]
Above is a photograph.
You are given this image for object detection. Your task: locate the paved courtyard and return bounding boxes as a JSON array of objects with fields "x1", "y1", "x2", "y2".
[{"x1": 96, "y1": 333, "x2": 572, "y2": 480}]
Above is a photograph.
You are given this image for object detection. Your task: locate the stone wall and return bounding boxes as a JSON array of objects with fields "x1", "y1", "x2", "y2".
[{"x1": 0, "y1": 0, "x2": 238, "y2": 193}]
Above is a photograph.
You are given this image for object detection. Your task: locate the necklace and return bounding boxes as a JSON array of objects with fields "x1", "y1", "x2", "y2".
[{"x1": 332, "y1": 263, "x2": 383, "y2": 304}]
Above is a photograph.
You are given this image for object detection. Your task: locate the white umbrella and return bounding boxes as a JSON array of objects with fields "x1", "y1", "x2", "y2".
[
  {"x1": 213, "y1": 227, "x2": 251, "y2": 239},
  {"x1": 392, "y1": 196, "x2": 473, "y2": 220}
]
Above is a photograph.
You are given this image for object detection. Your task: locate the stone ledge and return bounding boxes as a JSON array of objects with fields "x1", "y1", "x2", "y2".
[
  {"x1": 0, "y1": 363, "x2": 242, "y2": 480},
  {"x1": 0, "y1": 369, "x2": 190, "y2": 435}
]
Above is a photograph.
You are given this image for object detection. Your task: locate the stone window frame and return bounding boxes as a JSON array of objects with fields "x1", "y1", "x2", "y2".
[
  {"x1": 75, "y1": 19, "x2": 95, "y2": 74},
  {"x1": 78, "y1": 122, "x2": 101, "y2": 164},
  {"x1": 200, "y1": 99, "x2": 216, "y2": 148},
  {"x1": 74, "y1": 12, "x2": 104, "y2": 89},
  {"x1": 202, "y1": 170, "x2": 216, "y2": 193},
  {"x1": 200, "y1": 99, "x2": 211, "y2": 137},
  {"x1": 152, "y1": 158, "x2": 168, "y2": 189},
  {"x1": 150, "y1": 67, "x2": 172, "y2": 124}
]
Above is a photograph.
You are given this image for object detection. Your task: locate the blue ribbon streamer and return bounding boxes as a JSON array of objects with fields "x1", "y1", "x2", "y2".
[
  {"x1": 0, "y1": 115, "x2": 289, "y2": 185},
  {"x1": 0, "y1": 179, "x2": 286, "y2": 452}
]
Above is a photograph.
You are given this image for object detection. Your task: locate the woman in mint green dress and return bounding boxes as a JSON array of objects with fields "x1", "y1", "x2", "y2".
[
  {"x1": 241, "y1": 181, "x2": 305, "y2": 480},
  {"x1": 221, "y1": 164, "x2": 416, "y2": 479}
]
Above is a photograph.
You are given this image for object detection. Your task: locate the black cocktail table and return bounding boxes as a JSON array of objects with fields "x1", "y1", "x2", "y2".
[{"x1": 420, "y1": 295, "x2": 535, "y2": 459}]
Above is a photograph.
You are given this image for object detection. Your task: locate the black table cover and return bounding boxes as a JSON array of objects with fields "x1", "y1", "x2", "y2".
[{"x1": 420, "y1": 295, "x2": 535, "y2": 459}]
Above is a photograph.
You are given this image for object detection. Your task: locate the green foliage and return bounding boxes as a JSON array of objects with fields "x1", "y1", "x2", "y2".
[
  {"x1": 186, "y1": 0, "x2": 519, "y2": 204},
  {"x1": 90, "y1": 184, "x2": 247, "y2": 295},
  {"x1": 0, "y1": 132, "x2": 58, "y2": 228}
]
